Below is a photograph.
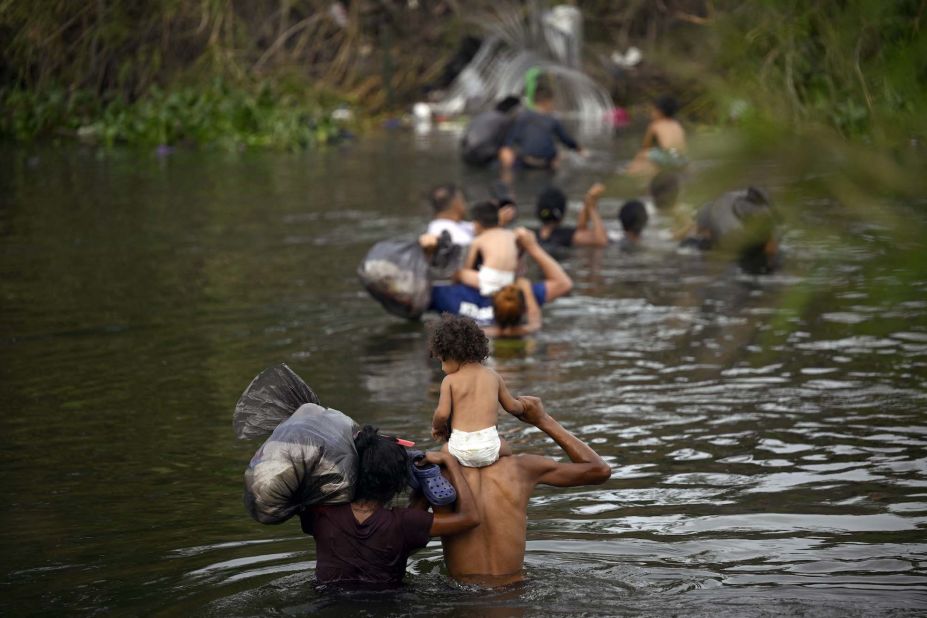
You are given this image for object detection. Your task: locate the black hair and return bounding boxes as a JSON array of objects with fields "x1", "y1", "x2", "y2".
[
  {"x1": 619, "y1": 200, "x2": 649, "y2": 235},
  {"x1": 471, "y1": 200, "x2": 500, "y2": 228},
  {"x1": 536, "y1": 186, "x2": 566, "y2": 223},
  {"x1": 495, "y1": 96, "x2": 521, "y2": 113},
  {"x1": 429, "y1": 183, "x2": 461, "y2": 213},
  {"x1": 534, "y1": 84, "x2": 554, "y2": 103},
  {"x1": 649, "y1": 171, "x2": 680, "y2": 209},
  {"x1": 353, "y1": 425, "x2": 409, "y2": 503},
  {"x1": 654, "y1": 95, "x2": 679, "y2": 118},
  {"x1": 429, "y1": 314, "x2": 490, "y2": 363}
]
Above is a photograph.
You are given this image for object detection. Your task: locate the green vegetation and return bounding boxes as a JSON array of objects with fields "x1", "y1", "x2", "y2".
[
  {"x1": 687, "y1": 1, "x2": 927, "y2": 330},
  {"x1": 0, "y1": 1, "x2": 924, "y2": 152},
  {"x1": 0, "y1": 0, "x2": 462, "y2": 148},
  {"x1": 707, "y1": 0, "x2": 926, "y2": 143},
  {"x1": 2, "y1": 80, "x2": 348, "y2": 149}
]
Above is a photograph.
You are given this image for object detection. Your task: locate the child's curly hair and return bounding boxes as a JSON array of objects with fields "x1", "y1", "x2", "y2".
[{"x1": 429, "y1": 314, "x2": 489, "y2": 363}]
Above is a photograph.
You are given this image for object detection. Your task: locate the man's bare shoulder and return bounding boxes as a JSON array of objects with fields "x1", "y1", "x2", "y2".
[
  {"x1": 472, "y1": 453, "x2": 543, "y2": 483},
  {"x1": 496, "y1": 452, "x2": 555, "y2": 476}
]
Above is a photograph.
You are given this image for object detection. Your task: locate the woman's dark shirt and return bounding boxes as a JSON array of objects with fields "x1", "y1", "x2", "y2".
[
  {"x1": 300, "y1": 504, "x2": 433, "y2": 588},
  {"x1": 532, "y1": 225, "x2": 577, "y2": 251}
]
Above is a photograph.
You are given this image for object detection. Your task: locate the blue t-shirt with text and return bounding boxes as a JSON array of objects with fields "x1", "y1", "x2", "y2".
[{"x1": 429, "y1": 283, "x2": 547, "y2": 325}]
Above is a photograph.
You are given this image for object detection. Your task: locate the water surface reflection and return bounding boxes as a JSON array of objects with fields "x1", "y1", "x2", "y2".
[{"x1": 1, "y1": 135, "x2": 925, "y2": 615}]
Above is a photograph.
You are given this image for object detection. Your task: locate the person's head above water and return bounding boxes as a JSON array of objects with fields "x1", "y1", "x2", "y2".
[
  {"x1": 471, "y1": 200, "x2": 501, "y2": 231},
  {"x1": 429, "y1": 314, "x2": 490, "y2": 371},
  {"x1": 619, "y1": 200, "x2": 649, "y2": 238},
  {"x1": 536, "y1": 186, "x2": 567, "y2": 224},
  {"x1": 649, "y1": 171, "x2": 680, "y2": 210},
  {"x1": 495, "y1": 96, "x2": 521, "y2": 114},
  {"x1": 533, "y1": 84, "x2": 555, "y2": 112},
  {"x1": 353, "y1": 425, "x2": 410, "y2": 504},
  {"x1": 430, "y1": 183, "x2": 466, "y2": 217},
  {"x1": 653, "y1": 95, "x2": 679, "y2": 119},
  {"x1": 492, "y1": 284, "x2": 527, "y2": 329}
]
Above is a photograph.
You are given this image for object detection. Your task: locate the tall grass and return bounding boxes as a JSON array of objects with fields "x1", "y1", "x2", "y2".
[{"x1": 0, "y1": 0, "x2": 467, "y2": 146}]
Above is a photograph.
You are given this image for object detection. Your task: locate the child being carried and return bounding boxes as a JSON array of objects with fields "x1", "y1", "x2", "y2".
[
  {"x1": 429, "y1": 314, "x2": 525, "y2": 467},
  {"x1": 457, "y1": 201, "x2": 519, "y2": 296}
]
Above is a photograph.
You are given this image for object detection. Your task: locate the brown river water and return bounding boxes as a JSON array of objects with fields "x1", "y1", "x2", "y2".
[{"x1": 1, "y1": 132, "x2": 925, "y2": 616}]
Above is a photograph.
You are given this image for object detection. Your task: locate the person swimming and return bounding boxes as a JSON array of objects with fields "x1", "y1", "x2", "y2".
[
  {"x1": 532, "y1": 183, "x2": 609, "y2": 252},
  {"x1": 617, "y1": 199, "x2": 649, "y2": 252}
]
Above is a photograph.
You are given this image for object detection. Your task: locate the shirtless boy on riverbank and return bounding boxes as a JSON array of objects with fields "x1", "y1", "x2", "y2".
[
  {"x1": 457, "y1": 201, "x2": 520, "y2": 296},
  {"x1": 430, "y1": 314, "x2": 525, "y2": 467}
]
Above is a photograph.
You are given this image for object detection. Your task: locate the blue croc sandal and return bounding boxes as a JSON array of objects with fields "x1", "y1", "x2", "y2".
[
  {"x1": 407, "y1": 450, "x2": 425, "y2": 491},
  {"x1": 413, "y1": 462, "x2": 457, "y2": 506}
]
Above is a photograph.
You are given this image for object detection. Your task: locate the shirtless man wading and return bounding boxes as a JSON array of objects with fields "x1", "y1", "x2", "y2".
[{"x1": 421, "y1": 395, "x2": 611, "y2": 585}]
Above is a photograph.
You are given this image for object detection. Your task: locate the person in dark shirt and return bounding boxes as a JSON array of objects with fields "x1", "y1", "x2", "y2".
[
  {"x1": 532, "y1": 184, "x2": 608, "y2": 253},
  {"x1": 460, "y1": 96, "x2": 521, "y2": 166},
  {"x1": 299, "y1": 426, "x2": 479, "y2": 588},
  {"x1": 499, "y1": 85, "x2": 584, "y2": 171}
]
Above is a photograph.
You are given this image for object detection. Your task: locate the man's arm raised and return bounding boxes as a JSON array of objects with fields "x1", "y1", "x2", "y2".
[
  {"x1": 516, "y1": 396, "x2": 611, "y2": 487},
  {"x1": 515, "y1": 228, "x2": 573, "y2": 302},
  {"x1": 572, "y1": 183, "x2": 608, "y2": 248}
]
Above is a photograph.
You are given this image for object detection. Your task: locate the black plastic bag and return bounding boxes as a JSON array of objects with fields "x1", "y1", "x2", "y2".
[
  {"x1": 244, "y1": 403, "x2": 358, "y2": 524},
  {"x1": 358, "y1": 237, "x2": 433, "y2": 319},
  {"x1": 428, "y1": 230, "x2": 464, "y2": 280},
  {"x1": 233, "y1": 364, "x2": 321, "y2": 439}
]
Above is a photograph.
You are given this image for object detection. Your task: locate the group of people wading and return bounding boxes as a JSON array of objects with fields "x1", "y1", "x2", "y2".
[{"x1": 298, "y1": 87, "x2": 780, "y2": 590}]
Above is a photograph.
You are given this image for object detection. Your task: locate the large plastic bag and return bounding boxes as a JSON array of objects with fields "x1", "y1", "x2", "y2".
[
  {"x1": 688, "y1": 187, "x2": 780, "y2": 274},
  {"x1": 358, "y1": 237, "x2": 433, "y2": 319},
  {"x1": 233, "y1": 364, "x2": 320, "y2": 439},
  {"x1": 358, "y1": 233, "x2": 464, "y2": 319},
  {"x1": 244, "y1": 402, "x2": 359, "y2": 524},
  {"x1": 234, "y1": 364, "x2": 359, "y2": 524},
  {"x1": 694, "y1": 187, "x2": 774, "y2": 249}
]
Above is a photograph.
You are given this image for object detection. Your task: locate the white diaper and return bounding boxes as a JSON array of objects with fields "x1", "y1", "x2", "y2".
[
  {"x1": 478, "y1": 266, "x2": 515, "y2": 296},
  {"x1": 447, "y1": 426, "x2": 501, "y2": 468}
]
